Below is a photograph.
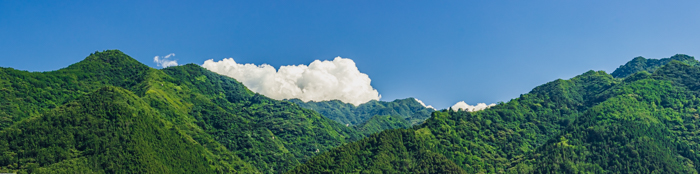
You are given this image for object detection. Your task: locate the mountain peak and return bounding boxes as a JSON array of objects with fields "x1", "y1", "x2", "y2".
[
  {"x1": 53, "y1": 50, "x2": 153, "y2": 89},
  {"x1": 669, "y1": 54, "x2": 694, "y2": 61},
  {"x1": 71, "y1": 50, "x2": 147, "y2": 68},
  {"x1": 611, "y1": 54, "x2": 699, "y2": 78}
]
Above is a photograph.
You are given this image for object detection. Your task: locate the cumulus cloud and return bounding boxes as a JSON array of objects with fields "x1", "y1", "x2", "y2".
[
  {"x1": 414, "y1": 98, "x2": 434, "y2": 109},
  {"x1": 451, "y1": 101, "x2": 496, "y2": 112},
  {"x1": 154, "y1": 53, "x2": 178, "y2": 68},
  {"x1": 201, "y1": 57, "x2": 381, "y2": 105}
]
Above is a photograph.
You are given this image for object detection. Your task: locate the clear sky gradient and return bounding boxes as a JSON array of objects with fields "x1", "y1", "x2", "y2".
[{"x1": 2, "y1": 1, "x2": 700, "y2": 109}]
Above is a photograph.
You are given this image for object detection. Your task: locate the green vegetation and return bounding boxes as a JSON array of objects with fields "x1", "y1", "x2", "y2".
[
  {"x1": 0, "y1": 87, "x2": 254, "y2": 173},
  {"x1": 0, "y1": 50, "x2": 362, "y2": 173},
  {"x1": 161, "y1": 64, "x2": 362, "y2": 173},
  {"x1": 0, "y1": 50, "x2": 152, "y2": 129},
  {"x1": 294, "y1": 56, "x2": 700, "y2": 173},
  {"x1": 6, "y1": 51, "x2": 700, "y2": 173},
  {"x1": 517, "y1": 61, "x2": 700, "y2": 173},
  {"x1": 294, "y1": 70, "x2": 618, "y2": 173},
  {"x1": 288, "y1": 98, "x2": 434, "y2": 134},
  {"x1": 354, "y1": 114, "x2": 411, "y2": 135},
  {"x1": 287, "y1": 129, "x2": 467, "y2": 174}
]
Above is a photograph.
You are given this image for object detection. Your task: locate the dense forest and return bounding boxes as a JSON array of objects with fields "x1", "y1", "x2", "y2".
[
  {"x1": 287, "y1": 129, "x2": 467, "y2": 174},
  {"x1": 0, "y1": 86, "x2": 255, "y2": 173},
  {"x1": 3, "y1": 51, "x2": 700, "y2": 173}
]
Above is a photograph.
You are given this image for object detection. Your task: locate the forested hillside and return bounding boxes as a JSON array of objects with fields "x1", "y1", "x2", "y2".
[
  {"x1": 0, "y1": 86, "x2": 256, "y2": 173},
  {"x1": 288, "y1": 98, "x2": 434, "y2": 134},
  {"x1": 293, "y1": 55, "x2": 700, "y2": 173},
  {"x1": 292, "y1": 70, "x2": 618, "y2": 173},
  {"x1": 5, "y1": 51, "x2": 700, "y2": 173},
  {"x1": 159, "y1": 64, "x2": 362, "y2": 172},
  {"x1": 0, "y1": 50, "x2": 362, "y2": 173},
  {"x1": 287, "y1": 129, "x2": 467, "y2": 174},
  {"x1": 518, "y1": 61, "x2": 700, "y2": 173}
]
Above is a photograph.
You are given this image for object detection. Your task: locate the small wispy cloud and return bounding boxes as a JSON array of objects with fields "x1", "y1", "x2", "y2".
[
  {"x1": 154, "y1": 53, "x2": 178, "y2": 68},
  {"x1": 451, "y1": 101, "x2": 495, "y2": 112}
]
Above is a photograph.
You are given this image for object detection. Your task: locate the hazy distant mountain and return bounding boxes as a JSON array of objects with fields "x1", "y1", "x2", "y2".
[{"x1": 287, "y1": 98, "x2": 435, "y2": 134}]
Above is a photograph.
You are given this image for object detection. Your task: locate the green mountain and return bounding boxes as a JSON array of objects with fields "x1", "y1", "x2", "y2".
[
  {"x1": 292, "y1": 70, "x2": 617, "y2": 173},
  {"x1": 518, "y1": 61, "x2": 700, "y2": 173},
  {"x1": 7, "y1": 51, "x2": 700, "y2": 173},
  {"x1": 0, "y1": 50, "x2": 362, "y2": 173},
  {"x1": 611, "y1": 54, "x2": 698, "y2": 78},
  {"x1": 293, "y1": 55, "x2": 700, "y2": 173},
  {"x1": 287, "y1": 98, "x2": 435, "y2": 134}
]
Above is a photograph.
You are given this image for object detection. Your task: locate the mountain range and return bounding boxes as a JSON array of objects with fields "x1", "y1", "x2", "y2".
[
  {"x1": 0, "y1": 50, "x2": 361, "y2": 173},
  {"x1": 291, "y1": 54, "x2": 700, "y2": 173},
  {"x1": 2, "y1": 51, "x2": 700, "y2": 173}
]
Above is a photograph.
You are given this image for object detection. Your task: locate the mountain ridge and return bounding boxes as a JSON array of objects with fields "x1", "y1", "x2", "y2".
[
  {"x1": 287, "y1": 98, "x2": 435, "y2": 124},
  {"x1": 611, "y1": 54, "x2": 698, "y2": 78},
  {"x1": 0, "y1": 50, "x2": 363, "y2": 173}
]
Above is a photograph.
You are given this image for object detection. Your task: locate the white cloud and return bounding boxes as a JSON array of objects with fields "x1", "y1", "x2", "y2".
[
  {"x1": 414, "y1": 98, "x2": 434, "y2": 109},
  {"x1": 154, "y1": 53, "x2": 178, "y2": 68},
  {"x1": 451, "y1": 101, "x2": 496, "y2": 112},
  {"x1": 202, "y1": 57, "x2": 381, "y2": 106}
]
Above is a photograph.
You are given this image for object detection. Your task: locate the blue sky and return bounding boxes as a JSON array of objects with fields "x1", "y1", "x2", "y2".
[{"x1": 2, "y1": 1, "x2": 700, "y2": 109}]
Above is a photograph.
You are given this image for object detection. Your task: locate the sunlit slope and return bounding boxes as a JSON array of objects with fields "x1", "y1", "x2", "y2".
[{"x1": 0, "y1": 50, "x2": 152, "y2": 129}]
